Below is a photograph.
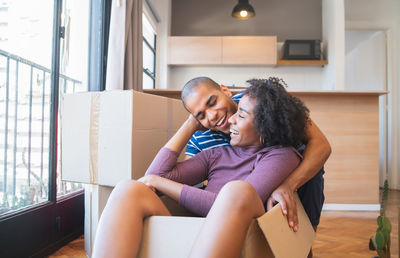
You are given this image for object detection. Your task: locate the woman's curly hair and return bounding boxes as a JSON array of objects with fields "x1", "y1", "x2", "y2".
[{"x1": 244, "y1": 77, "x2": 310, "y2": 148}]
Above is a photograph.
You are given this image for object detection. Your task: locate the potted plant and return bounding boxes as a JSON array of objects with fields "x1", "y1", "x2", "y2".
[{"x1": 369, "y1": 180, "x2": 391, "y2": 257}]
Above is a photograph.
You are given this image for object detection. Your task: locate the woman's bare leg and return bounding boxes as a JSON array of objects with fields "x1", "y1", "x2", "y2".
[
  {"x1": 92, "y1": 180, "x2": 171, "y2": 258},
  {"x1": 189, "y1": 181, "x2": 265, "y2": 258}
]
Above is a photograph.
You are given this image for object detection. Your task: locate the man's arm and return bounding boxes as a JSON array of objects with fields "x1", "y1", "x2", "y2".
[{"x1": 267, "y1": 118, "x2": 331, "y2": 231}]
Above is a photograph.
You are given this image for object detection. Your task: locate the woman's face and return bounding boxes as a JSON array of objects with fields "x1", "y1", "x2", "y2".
[{"x1": 228, "y1": 95, "x2": 261, "y2": 147}]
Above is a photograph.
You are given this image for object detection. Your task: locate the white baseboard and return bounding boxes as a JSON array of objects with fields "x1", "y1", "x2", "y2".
[{"x1": 322, "y1": 203, "x2": 380, "y2": 211}]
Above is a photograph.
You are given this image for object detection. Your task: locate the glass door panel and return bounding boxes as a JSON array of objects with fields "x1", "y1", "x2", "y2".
[{"x1": 0, "y1": 0, "x2": 54, "y2": 216}]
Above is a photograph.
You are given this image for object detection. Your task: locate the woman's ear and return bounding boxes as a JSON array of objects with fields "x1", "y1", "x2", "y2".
[{"x1": 220, "y1": 84, "x2": 233, "y2": 97}]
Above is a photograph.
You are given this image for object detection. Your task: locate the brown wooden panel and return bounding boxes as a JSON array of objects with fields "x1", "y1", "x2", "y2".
[
  {"x1": 168, "y1": 36, "x2": 222, "y2": 65},
  {"x1": 277, "y1": 59, "x2": 328, "y2": 66},
  {"x1": 222, "y1": 36, "x2": 277, "y2": 65},
  {"x1": 297, "y1": 95, "x2": 379, "y2": 204}
]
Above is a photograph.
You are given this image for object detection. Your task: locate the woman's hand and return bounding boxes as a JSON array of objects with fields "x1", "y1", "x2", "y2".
[
  {"x1": 138, "y1": 175, "x2": 184, "y2": 203},
  {"x1": 138, "y1": 175, "x2": 159, "y2": 192},
  {"x1": 187, "y1": 114, "x2": 206, "y2": 131}
]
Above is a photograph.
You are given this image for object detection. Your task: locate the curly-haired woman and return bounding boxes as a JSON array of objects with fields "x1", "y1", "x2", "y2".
[{"x1": 93, "y1": 78, "x2": 311, "y2": 258}]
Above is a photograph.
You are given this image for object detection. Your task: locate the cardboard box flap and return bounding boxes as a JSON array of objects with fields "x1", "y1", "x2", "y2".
[{"x1": 256, "y1": 193, "x2": 315, "y2": 258}]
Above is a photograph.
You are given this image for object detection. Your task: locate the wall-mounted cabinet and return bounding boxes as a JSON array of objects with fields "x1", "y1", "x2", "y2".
[
  {"x1": 168, "y1": 36, "x2": 277, "y2": 65},
  {"x1": 168, "y1": 37, "x2": 222, "y2": 65},
  {"x1": 222, "y1": 36, "x2": 277, "y2": 64}
]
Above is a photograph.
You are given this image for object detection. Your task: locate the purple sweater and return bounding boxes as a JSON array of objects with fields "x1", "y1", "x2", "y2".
[{"x1": 145, "y1": 145, "x2": 301, "y2": 217}]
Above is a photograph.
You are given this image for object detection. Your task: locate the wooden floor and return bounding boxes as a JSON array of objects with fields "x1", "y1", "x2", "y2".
[{"x1": 50, "y1": 190, "x2": 399, "y2": 258}]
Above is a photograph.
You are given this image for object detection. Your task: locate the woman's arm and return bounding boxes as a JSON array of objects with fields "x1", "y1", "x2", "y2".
[
  {"x1": 244, "y1": 147, "x2": 301, "y2": 204},
  {"x1": 165, "y1": 114, "x2": 202, "y2": 154},
  {"x1": 138, "y1": 175, "x2": 183, "y2": 202},
  {"x1": 145, "y1": 147, "x2": 208, "y2": 185},
  {"x1": 145, "y1": 146, "x2": 219, "y2": 216},
  {"x1": 139, "y1": 174, "x2": 218, "y2": 217}
]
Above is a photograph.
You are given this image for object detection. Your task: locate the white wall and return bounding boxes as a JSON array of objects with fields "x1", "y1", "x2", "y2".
[
  {"x1": 345, "y1": 30, "x2": 386, "y2": 91},
  {"x1": 345, "y1": 30, "x2": 387, "y2": 186},
  {"x1": 345, "y1": 0, "x2": 400, "y2": 189},
  {"x1": 168, "y1": 66, "x2": 325, "y2": 90},
  {"x1": 322, "y1": 0, "x2": 345, "y2": 90}
]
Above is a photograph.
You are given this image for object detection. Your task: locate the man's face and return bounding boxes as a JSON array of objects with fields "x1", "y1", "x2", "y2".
[{"x1": 184, "y1": 84, "x2": 238, "y2": 134}]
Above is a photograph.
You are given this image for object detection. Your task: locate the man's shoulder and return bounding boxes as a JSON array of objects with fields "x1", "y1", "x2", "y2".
[
  {"x1": 189, "y1": 130, "x2": 231, "y2": 151},
  {"x1": 192, "y1": 130, "x2": 229, "y2": 141}
]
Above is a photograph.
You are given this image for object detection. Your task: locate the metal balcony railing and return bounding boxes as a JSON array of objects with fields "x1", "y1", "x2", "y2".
[{"x1": 0, "y1": 49, "x2": 82, "y2": 215}]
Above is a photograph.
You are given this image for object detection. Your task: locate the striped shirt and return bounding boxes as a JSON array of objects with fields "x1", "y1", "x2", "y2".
[{"x1": 185, "y1": 90, "x2": 245, "y2": 156}]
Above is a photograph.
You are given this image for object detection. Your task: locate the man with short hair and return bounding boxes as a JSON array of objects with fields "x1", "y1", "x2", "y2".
[{"x1": 171, "y1": 76, "x2": 331, "y2": 232}]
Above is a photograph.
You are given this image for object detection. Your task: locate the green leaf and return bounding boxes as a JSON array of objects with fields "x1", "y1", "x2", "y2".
[
  {"x1": 375, "y1": 230, "x2": 385, "y2": 249},
  {"x1": 382, "y1": 217, "x2": 392, "y2": 233},
  {"x1": 381, "y1": 228, "x2": 389, "y2": 242},
  {"x1": 377, "y1": 216, "x2": 383, "y2": 228}
]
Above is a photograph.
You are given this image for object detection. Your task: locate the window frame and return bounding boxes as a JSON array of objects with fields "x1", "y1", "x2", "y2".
[{"x1": 142, "y1": 10, "x2": 157, "y2": 89}]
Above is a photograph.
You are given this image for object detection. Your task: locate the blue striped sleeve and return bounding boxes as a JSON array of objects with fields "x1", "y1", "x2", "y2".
[{"x1": 185, "y1": 136, "x2": 201, "y2": 156}]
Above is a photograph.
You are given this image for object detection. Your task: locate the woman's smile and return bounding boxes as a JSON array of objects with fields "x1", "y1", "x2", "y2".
[{"x1": 228, "y1": 95, "x2": 261, "y2": 147}]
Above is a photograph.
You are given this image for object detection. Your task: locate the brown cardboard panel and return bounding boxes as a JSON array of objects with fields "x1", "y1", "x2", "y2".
[
  {"x1": 240, "y1": 219, "x2": 274, "y2": 258},
  {"x1": 167, "y1": 98, "x2": 189, "y2": 135},
  {"x1": 61, "y1": 90, "x2": 180, "y2": 186},
  {"x1": 132, "y1": 91, "x2": 168, "y2": 130},
  {"x1": 257, "y1": 194, "x2": 315, "y2": 258},
  {"x1": 167, "y1": 98, "x2": 191, "y2": 161},
  {"x1": 131, "y1": 130, "x2": 169, "y2": 180}
]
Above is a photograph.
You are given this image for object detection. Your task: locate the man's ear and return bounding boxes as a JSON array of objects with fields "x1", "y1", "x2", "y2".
[{"x1": 220, "y1": 84, "x2": 233, "y2": 97}]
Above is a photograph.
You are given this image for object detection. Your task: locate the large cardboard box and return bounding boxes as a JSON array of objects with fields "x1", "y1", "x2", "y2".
[
  {"x1": 138, "y1": 194, "x2": 315, "y2": 258},
  {"x1": 85, "y1": 189, "x2": 314, "y2": 258},
  {"x1": 61, "y1": 90, "x2": 188, "y2": 186}
]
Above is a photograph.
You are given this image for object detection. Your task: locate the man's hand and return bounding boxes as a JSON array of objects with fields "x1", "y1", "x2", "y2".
[{"x1": 266, "y1": 183, "x2": 299, "y2": 232}]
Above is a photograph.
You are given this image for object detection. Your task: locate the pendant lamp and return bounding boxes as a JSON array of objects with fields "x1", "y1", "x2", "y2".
[{"x1": 232, "y1": 0, "x2": 255, "y2": 20}]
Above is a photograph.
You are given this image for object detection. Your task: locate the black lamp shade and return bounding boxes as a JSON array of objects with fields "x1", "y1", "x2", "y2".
[{"x1": 232, "y1": 0, "x2": 255, "y2": 20}]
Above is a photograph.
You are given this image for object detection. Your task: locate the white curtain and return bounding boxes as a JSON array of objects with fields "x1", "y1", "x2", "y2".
[{"x1": 106, "y1": 0, "x2": 143, "y2": 91}]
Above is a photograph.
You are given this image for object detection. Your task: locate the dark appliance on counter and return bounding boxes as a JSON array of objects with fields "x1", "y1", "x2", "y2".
[{"x1": 282, "y1": 40, "x2": 321, "y2": 60}]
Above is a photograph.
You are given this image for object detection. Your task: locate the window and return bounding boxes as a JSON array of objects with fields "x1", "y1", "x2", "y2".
[
  {"x1": 142, "y1": 13, "x2": 156, "y2": 89},
  {"x1": 0, "y1": 0, "x2": 56, "y2": 216},
  {"x1": 0, "y1": 0, "x2": 111, "y2": 256}
]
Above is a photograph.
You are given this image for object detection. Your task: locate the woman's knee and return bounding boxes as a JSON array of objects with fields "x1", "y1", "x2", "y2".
[
  {"x1": 110, "y1": 180, "x2": 152, "y2": 203},
  {"x1": 217, "y1": 181, "x2": 263, "y2": 214},
  {"x1": 110, "y1": 179, "x2": 170, "y2": 216}
]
